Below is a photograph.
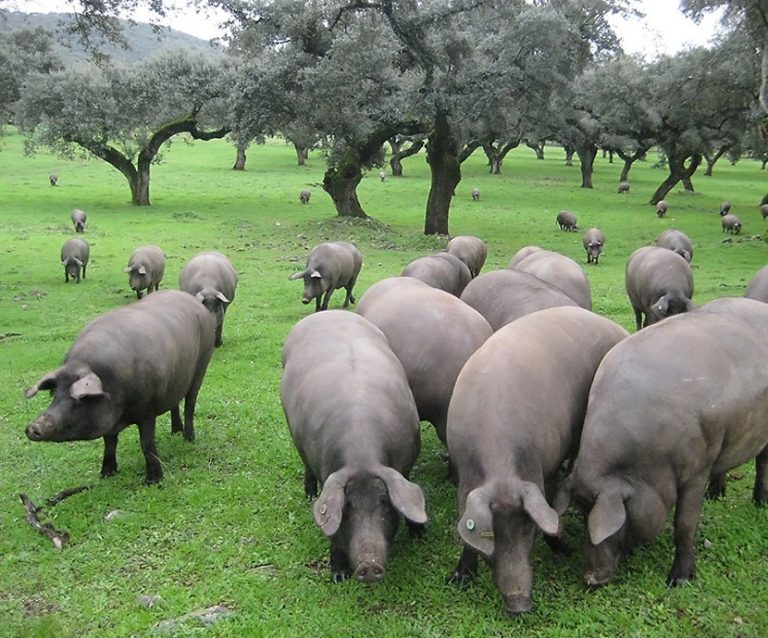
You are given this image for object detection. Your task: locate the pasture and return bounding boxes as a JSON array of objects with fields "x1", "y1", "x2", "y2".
[{"x1": 0, "y1": 128, "x2": 766, "y2": 637}]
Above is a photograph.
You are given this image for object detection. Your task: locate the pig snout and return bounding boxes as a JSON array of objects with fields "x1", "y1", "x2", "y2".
[
  {"x1": 301, "y1": 297, "x2": 311, "y2": 304},
  {"x1": 353, "y1": 554, "x2": 386, "y2": 583},
  {"x1": 503, "y1": 593, "x2": 533, "y2": 616},
  {"x1": 26, "y1": 414, "x2": 55, "y2": 441}
]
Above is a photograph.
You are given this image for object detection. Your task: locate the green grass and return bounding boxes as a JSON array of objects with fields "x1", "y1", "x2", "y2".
[{"x1": 1, "y1": 129, "x2": 766, "y2": 637}]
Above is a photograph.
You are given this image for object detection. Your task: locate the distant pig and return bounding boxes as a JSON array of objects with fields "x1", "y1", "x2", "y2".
[
  {"x1": 71, "y1": 208, "x2": 87, "y2": 233},
  {"x1": 625, "y1": 246, "x2": 693, "y2": 330},
  {"x1": 179, "y1": 251, "x2": 238, "y2": 347},
  {"x1": 719, "y1": 200, "x2": 731, "y2": 216},
  {"x1": 471, "y1": 187, "x2": 480, "y2": 201},
  {"x1": 721, "y1": 214, "x2": 742, "y2": 234},
  {"x1": 24, "y1": 290, "x2": 216, "y2": 484},
  {"x1": 124, "y1": 245, "x2": 165, "y2": 299},
  {"x1": 616, "y1": 181, "x2": 630, "y2": 193},
  {"x1": 655, "y1": 200, "x2": 668, "y2": 217},
  {"x1": 655, "y1": 229, "x2": 693, "y2": 263},
  {"x1": 511, "y1": 250, "x2": 592, "y2": 310},
  {"x1": 401, "y1": 253, "x2": 472, "y2": 297},
  {"x1": 289, "y1": 241, "x2": 363, "y2": 312},
  {"x1": 760, "y1": 204, "x2": 768, "y2": 220},
  {"x1": 556, "y1": 211, "x2": 578, "y2": 231},
  {"x1": 554, "y1": 297, "x2": 768, "y2": 588},
  {"x1": 445, "y1": 235, "x2": 487, "y2": 278},
  {"x1": 447, "y1": 307, "x2": 628, "y2": 614},
  {"x1": 299, "y1": 190, "x2": 311, "y2": 204},
  {"x1": 582, "y1": 228, "x2": 605, "y2": 265},
  {"x1": 281, "y1": 311, "x2": 427, "y2": 583},
  {"x1": 61, "y1": 237, "x2": 89, "y2": 283}
]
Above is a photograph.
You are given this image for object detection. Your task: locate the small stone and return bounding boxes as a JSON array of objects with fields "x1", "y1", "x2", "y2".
[
  {"x1": 703, "y1": 539, "x2": 713, "y2": 549},
  {"x1": 104, "y1": 509, "x2": 126, "y2": 522},
  {"x1": 137, "y1": 594, "x2": 164, "y2": 609}
]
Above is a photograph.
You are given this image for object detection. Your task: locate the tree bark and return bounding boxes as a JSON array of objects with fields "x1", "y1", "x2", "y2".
[
  {"x1": 483, "y1": 140, "x2": 519, "y2": 174},
  {"x1": 232, "y1": 146, "x2": 247, "y2": 171},
  {"x1": 322, "y1": 149, "x2": 368, "y2": 219},
  {"x1": 294, "y1": 143, "x2": 308, "y2": 166},
  {"x1": 424, "y1": 112, "x2": 461, "y2": 236},
  {"x1": 526, "y1": 140, "x2": 545, "y2": 160},
  {"x1": 576, "y1": 144, "x2": 597, "y2": 188},
  {"x1": 703, "y1": 145, "x2": 728, "y2": 176},
  {"x1": 649, "y1": 153, "x2": 701, "y2": 205},
  {"x1": 616, "y1": 146, "x2": 651, "y2": 182},
  {"x1": 389, "y1": 137, "x2": 424, "y2": 176},
  {"x1": 564, "y1": 145, "x2": 575, "y2": 166}
]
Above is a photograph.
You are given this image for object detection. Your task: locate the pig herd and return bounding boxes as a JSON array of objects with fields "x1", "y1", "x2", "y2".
[{"x1": 25, "y1": 208, "x2": 768, "y2": 619}]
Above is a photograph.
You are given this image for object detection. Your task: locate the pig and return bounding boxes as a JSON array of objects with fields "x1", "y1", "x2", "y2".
[
  {"x1": 289, "y1": 241, "x2": 363, "y2": 312},
  {"x1": 471, "y1": 187, "x2": 480, "y2": 201},
  {"x1": 655, "y1": 200, "x2": 668, "y2": 217},
  {"x1": 625, "y1": 246, "x2": 693, "y2": 330},
  {"x1": 721, "y1": 214, "x2": 742, "y2": 234},
  {"x1": 507, "y1": 245, "x2": 543, "y2": 269},
  {"x1": 616, "y1": 181, "x2": 630, "y2": 193},
  {"x1": 460, "y1": 269, "x2": 579, "y2": 331},
  {"x1": 357, "y1": 277, "x2": 492, "y2": 445},
  {"x1": 379, "y1": 171, "x2": 387, "y2": 182},
  {"x1": 281, "y1": 311, "x2": 427, "y2": 583},
  {"x1": 582, "y1": 228, "x2": 605, "y2": 265},
  {"x1": 70, "y1": 208, "x2": 87, "y2": 233},
  {"x1": 24, "y1": 290, "x2": 216, "y2": 484},
  {"x1": 655, "y1": 229, "x2": 693, "y2": 263},
  {"x1": 179, "y1": 251, "x2": 238, "y2": 347},
  {"x1": 719, "y1": 200, "x2": 731, "y2": 216},
  {"x1": 401, "y1": 253, "x2": 471, "y2": 297},
  {"x1": 299, "y1": 189, "x2": 311, "y2": 204},
  {"x1": 124, "y1": 245, "x2": 165, "y2": 299},
  {"x1": 49, "y1": 174, "x2": 58, "y2": 187},
  {"x1": 447, "y1": 307, "x2": 628, "y2": 614},
  {"x1": 511, "y1": 250, "x2": 592, "y2": 310},
  {"x1": 556, "y1": 211, "x2": 578, "y2": 231},
  {"x1": 61, "y1": 237, "x2": 89, "y2": 284},
  {"x1": 760, "y1": 204, "x2": 768, "y2": 220},
  {"x1": 554, "y1": 297, "x2": 768, "y2": 588},
  {"x1": 745, "y1": 265, "x2": 768, "y2": 302},
  {"x1": 445, "y1": 235, "x2": 487, "y2": 278}
]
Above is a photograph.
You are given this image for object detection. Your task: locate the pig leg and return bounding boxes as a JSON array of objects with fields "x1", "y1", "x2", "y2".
[
  {"x1": 314, "y1": 296, "x2": 322, "y2": 313},
  {"x1": 138, "y1": 417, "x2": 162, "y2": 484},
  {"x1": 633, "y1": 308, "x2": 642, "y2": 331},
  {"x1": 304, "y1": 467, "x2": 318, "y2": 498},
  {"x1": 753, "y1": 444, "x2": 768, "y2": 505},
  {"x1": 64, "y1": 270, "x2": 69, "y2": 283},
  {"x1": 343, "y1": 280, "x2": 357, "y2": 307},
  {"x1": 406, "y1": 520, "x2": 425, "y2": 538},
  {"x1": 100, "y1": 435, "x2": 119, "y2": 478},
  {"x1": 136, "y1": 290, "x2": 143, "y2": 299},
  {"x1": 170, "y1": 404, "x2": 183, "y2": 435},
  {"x1": 330, "y1": 540, "x2": 351, "y2": 582},
  {"x1": 706, "y1": 473, "x2": 726, "y2": 500},
  {"x1": 182, "y1": 364, "x2": 210, "y2": 442},
  {"x1": 667, "y1": 476, "x2": 707, "y2": 586},
  {"x1": 320, "y1": 288, "x2": 334, "y2": 311},
  {"x1": 447, "y1": 546, "x2": 479, "y2": 585},
  {"x1": 82, "y1": 264, "x2": 86, "y2": 280}
]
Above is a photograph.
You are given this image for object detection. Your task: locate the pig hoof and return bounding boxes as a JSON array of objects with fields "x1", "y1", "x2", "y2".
[
  {"x1": 331, "y1": 569, "x2": 350, "y2": 583},
  {"x1": 406, "y1": 521, "x2": 426, "y2": 538},
  {"x1": 584, "y1": 572, "x2": 610, "y2": 588},
  {"x1": 446, "y1": 569, "x2": 474, "y2": 586},
  {"x1": 100, "y1": 468, "x2": 117, "y2": 479}
]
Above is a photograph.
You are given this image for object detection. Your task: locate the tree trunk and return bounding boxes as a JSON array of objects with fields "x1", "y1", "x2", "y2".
[
  {"x1": 232, "y1": 147, "x2": 247, "y2": 171},
  {"x1": 615, "y1": 146, "x2": 650, "y2": 182},
  {"x1": 576, "y1": 144, "x2": 597, "y2": 188},
  {"x1": 564, "y1": 145, "x2": 574, "y2": 166},
  {"x1": 526, "y1": 141, "x2": 545, "y2": 160},
  {"x1": 703, "y1": 145, "x2": 728, "y2": 176},
  {"x1": 322, "y1": 150, "x2": 367, "y2": 219},
  {"x1": 649, "y1": 153, "x2": 701, "y2": 205},
  {"x1": 294, "y1": 143, "x2": 308, "y2": 166},
  {"x1": 424, "y1": 112, "x2": 460, "y2": 236},
  {"x1": 484, "y1": 140, "x2": 519, "y2": 174},
  {"x1": 389, "y1": 137, "x2": 424, "y2": 176}
]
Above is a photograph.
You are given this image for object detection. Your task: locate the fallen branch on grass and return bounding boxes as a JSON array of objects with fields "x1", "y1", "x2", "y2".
[{"x1": 19, "y1": 494, "x2": 70, "y2": 549}]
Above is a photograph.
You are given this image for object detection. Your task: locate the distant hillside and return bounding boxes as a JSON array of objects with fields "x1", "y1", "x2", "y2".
[{"x1": 0, "y1": 11, "x2": 225, "y2": 66}]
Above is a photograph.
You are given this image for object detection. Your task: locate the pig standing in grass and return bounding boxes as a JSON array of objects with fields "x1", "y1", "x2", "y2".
[
  {"x1": 556, "y1": 211, "x2": 578, "y2": 231},
  {"x1": 289, "y1": 241, "x2": 362, "y2": 312},
  {"x1": 445, "y1": 235, "x2": 487, "y2": 278},
  {"x1": 124, "y1": 245, "x2": 165, "y2": 299},
  {"x1": 447, "y1": 307, "x2": 628, "y2": 614},
  {"x1": 511, "y1": 250, "x2": 592, "y2": 310},
  {"x1": 655, "y1": 229, "x2": 693, "y2": 263},
  {"x1": 655, "y1": 200, "x2": 668, "y2": 217},
  {"x1": 61, "y1": 237, "x2": 89, "y2": 283},
  {"x1": 554, "y1": 297, "x2": 768, "y2": 588},
  {"x1": 71, "y1": 208, "x2": 87, "y2": 233},
  {"x1": 299, "y1": 190, "x2": 311, "y2": 204},
  {"x1": 24, "y1": 290, "x2": 215, "y2": 484},
  {"x1": 281, "y1": 311, "x2": 427, "y2": 583},
  {"x1": 582, "y1": 228, "x2": 605, "y2": 265},
  {"x1": 722, "y1": 214, "x2": 742, "y2": 234},
  {"x1": 401, "y1": 253, "x2": 472, "y2": 297},
  {"x1": 179, "y1": 251, "x2": 238, "y2": 347}
]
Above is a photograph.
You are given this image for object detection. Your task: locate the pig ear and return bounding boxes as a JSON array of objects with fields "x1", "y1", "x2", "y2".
[
  {"x1": 376, "y1": 466, "x2": 427, "y2": 525},
  {"x1": 123, "y1": 266, "x2": 133, "y2": 273},
  {"x1": 521, "y1": 481, "x2": 559, "y2": 536},
  {"x1": 70, "y1": 372, "x2": 108, "y2": 400},
  {"x1": 73, "y1": 257, "x2": 83, "y2": 267},
  {"x1": 458, "y1": 486, "x2": 494, "y2": 557},
  {"x1": 25, "y1": 369, "x2": 62, "y2": 399},
  {"x1": 215, "y1": 291, "x2": 230, "y2": 304},
  {"x1": 288, "y1": 270, "x2": 306, "y2": 281},
  {"x1": 588, "y1": 485, "x2": 629, "y2": 545},
  {"x1": 195, "y1": 291, "x2": 206, "y2": 302},
  {"x1": 313, "y1": 468, "x2": 352, "y2": 537},
  {"x1": 310, "y1": 270, "x2": 322, "y2": 279}
]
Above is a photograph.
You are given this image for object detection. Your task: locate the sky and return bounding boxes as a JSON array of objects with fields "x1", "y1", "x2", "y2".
[{"x1": 11, "y1": 0, "x2": 725, "y2": 59}]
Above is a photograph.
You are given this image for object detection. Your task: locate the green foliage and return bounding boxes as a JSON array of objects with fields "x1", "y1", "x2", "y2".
[{"x1": 0, "y1": 129, "x2": 767, "y2": 636}]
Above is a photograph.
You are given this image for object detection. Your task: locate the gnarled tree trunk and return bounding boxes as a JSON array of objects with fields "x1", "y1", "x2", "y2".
[
  {"x1": 483, "y1": 140, "x2": 519, "y2": 174},
  {"x1": 294, "y1": 143, "x2": 308, "y2": 166},
  {"x1": 564, "y1": 145, "x2": 575, "y2": 166},
  {"x1": 525, "y1": 139, "x2": 545, "y2": 160},
  {"x1": 424, "y1": 112, "x2": 460, "y2": 236},
  {"x1": 389, "y1": 137, "x2": 424, "y2": 176},
  {"x1": 232, "y1": 146, "x2": 247, "y2": 171},
  {"x1": 649, "y1": 153, "x2": 701, "y2": 205},
  {"x1": 576, "y1": 144, "x2": 597, "y2": 189},
  {"x1": 322, "y1": 150, "x2": 368, "y2": 219},
  {"x1": 703, "y1": 145, "x2": 728, "y2": 176}
]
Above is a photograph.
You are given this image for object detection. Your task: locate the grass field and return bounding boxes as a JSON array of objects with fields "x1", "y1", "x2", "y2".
[{"x1": 0, "y1": 128, "x2": 766, "y2": 637}]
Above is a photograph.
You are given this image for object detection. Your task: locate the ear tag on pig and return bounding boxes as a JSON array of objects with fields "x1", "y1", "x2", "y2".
[
  {"x1": 310, "y1": 270, "x2": 322, "y2": 279},
  {"x1": 465, "y1": 519, "x2": 475, "y2": 531}
]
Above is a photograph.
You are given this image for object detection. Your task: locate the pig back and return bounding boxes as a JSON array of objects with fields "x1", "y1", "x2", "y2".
[
  {"x1": 401, "y1": 253, "x2": 472, "y2": 296},
  {"x1": 61, "y1": 237, "x2": 90, "y2": 262},
  {"x1": 512, "y1": 250, "x2": 592, "y2": 310},
  {"x1": 309, "y1": 242, "x2": 362, "y2": 286},
  {"x1": 625, "y1": 246, "x2": 693, "y2": 308},
  {"x1": 179, "y1": 251, "x2": 238, "y2": 301},
  {"x1": 745, "y1": 265, "x2": 768, "y2": 303}
]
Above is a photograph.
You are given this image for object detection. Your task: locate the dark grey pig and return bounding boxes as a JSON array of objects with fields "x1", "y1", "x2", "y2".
[
  {"x1": 70, "y1": 208, "x2": 87, "y2": 233},
  {"x1": 582, "y1": 228, "x2": 605, "y2": 265},
  {"x1": 719, "y1": 200, "x2": 731, "y2": 216},
  {"x1": 179, "y1": 251, "x2": 238, "y2": 347},
  {"x1": 124, "y1": 245, "x2": 165, "y2": 299},
  {"x1": 289, "y1": 241, "x2": 363, "y2": 312},
  {"x1": 357, "y1": 277, "x2": 492, "y2": 445},
  {"x1": 745, "y1": 265, "x2": 768, "y2": 302},
  {"x1": 460, "y1": 269, "x2": 579, "y2": 331},
  {"x1": 760, "y1": 203, "x2": 768, "y2": 219},
  {"x1": 471, "y1": 187, "x2": 480, "y2": 201},
  {"x1": 25, "y1": 290, "x2": 215, "y2": 484},
  {"x1": 511, "y1": 250, "x2": 592, "y2": 310},
  {"x1": 61, "y1": 237, "x2": 89, "y2": 283},
  {"x1": 655, "y1": 200, "x2": 668, "y2": 217},
  {"x1": 625, "y1": 246, "x2": 693, "y2": 330},
  {"x1": 721, "y1": 214, "x2": 742, "y2": 234},
  {"x1": 401, "y1": 253, "x2": 472, "y2": 297},
  {"x1": 655, "y1": 229, "x2": 693, "y2": 263},
  {"x1": 556, "y1": 211, "x2": 578, "y2": 231},
  {"x1": 554, "y1": 297, "x2": 768, "y2": 588},
  {"x1": 507, "y1": 245, "x2": 543, "y2": 269},
  {"x1": 445, "y1": 235, "x2": 487, "y2": 278},
  {"x1": 616, "y1": 181, "x2": 630, "y2": 193},
  {"x1": 299, "y1": 189, "x2": 311, "y2": 204},
  {"x1": 281, "y1": 311, "x2": 427, "y2": 583},
  {"x1": 447, "y1": 307, "x2": 628, "y2": 614}
]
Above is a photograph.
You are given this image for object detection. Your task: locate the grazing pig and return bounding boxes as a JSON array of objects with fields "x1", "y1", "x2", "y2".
[
  {"x1": 357, "y1": 277, "x2": 492, "y2": 445},
  {"x1": 511, "y1": 250, "x2": 592, "y2": 310},
  {"x1": 401, "y1": 253, "x2": 471, "y2": 297},
  {"x1": 554, "y1": 297, "x2": 768, "y2": 588},
  {"x1": 447, "y1": 307, "x2": 628, "y2": 614},
  {"x1": 721, "y1": 214, "x2": 742, "y2": 234},
  {"x1": 582, "y1": 228, "x2": 605, "y2": 265},
  {"x1": 556, "y1": 211, "x2": 578, "y2": 231},
  {"x1": 124, "y1": 245, "x2": 165, "y2": 299},
  {"x1": 745, "y1": 265, "x2": 768, "y2": 302},
  {"x1": 616, "y1": 181, "x2": 630, "y2": 193},
  {"x1": 49, "y1": 174, "x2": 58, "y2": 187},
  {"x1": 379, "y1": 171, "x2": 387, "y2": 182},
  {"x1": 289, "y1": 241, "x2": 363, "y2": 312},
  {"x1": 471, "y1": 187, "x2": 480, "y2": 201},
  {"x1": 24, "y1": 290, "x2": 216, "y2": 484},
  {"x1": 655, "y1": 229, "x2": 693, "y2": 263},
  {"x1": 61, "y1": 237, "x2": 90, "y2": 283},
  {"x1": 625, "y1": 246, "x2": 693, "y2": 330},
  {"x1": 281, "y1": 311, "x2": 427, "y2": 583},
  {"x1": 179, "y1": 251, "x2": 238, "y2": 347},
  {"x1": 460, "y1": 269, "x2": 579, "y2": 331},
  {"x1": 719, "y1": 200, "x2": 731, "y2": 216},
  {"x1": 507, "y1": 245, "x2": 543, "y2": 269},
  {"x1": 299, "y1": 189, "x2": 311, "y2": 204},
  {"x1": 445, "y1": 235, "x2": 487, "y2": 278},
  {"x1": 760, "y1": 203, "x2": 768, "y2": 219},
  {"x1": 655, "y1": 200, "x2": 668, "y2": 217},
  {"x1": 70, "y1": 208, "x2": 87, "y2": 233}
]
